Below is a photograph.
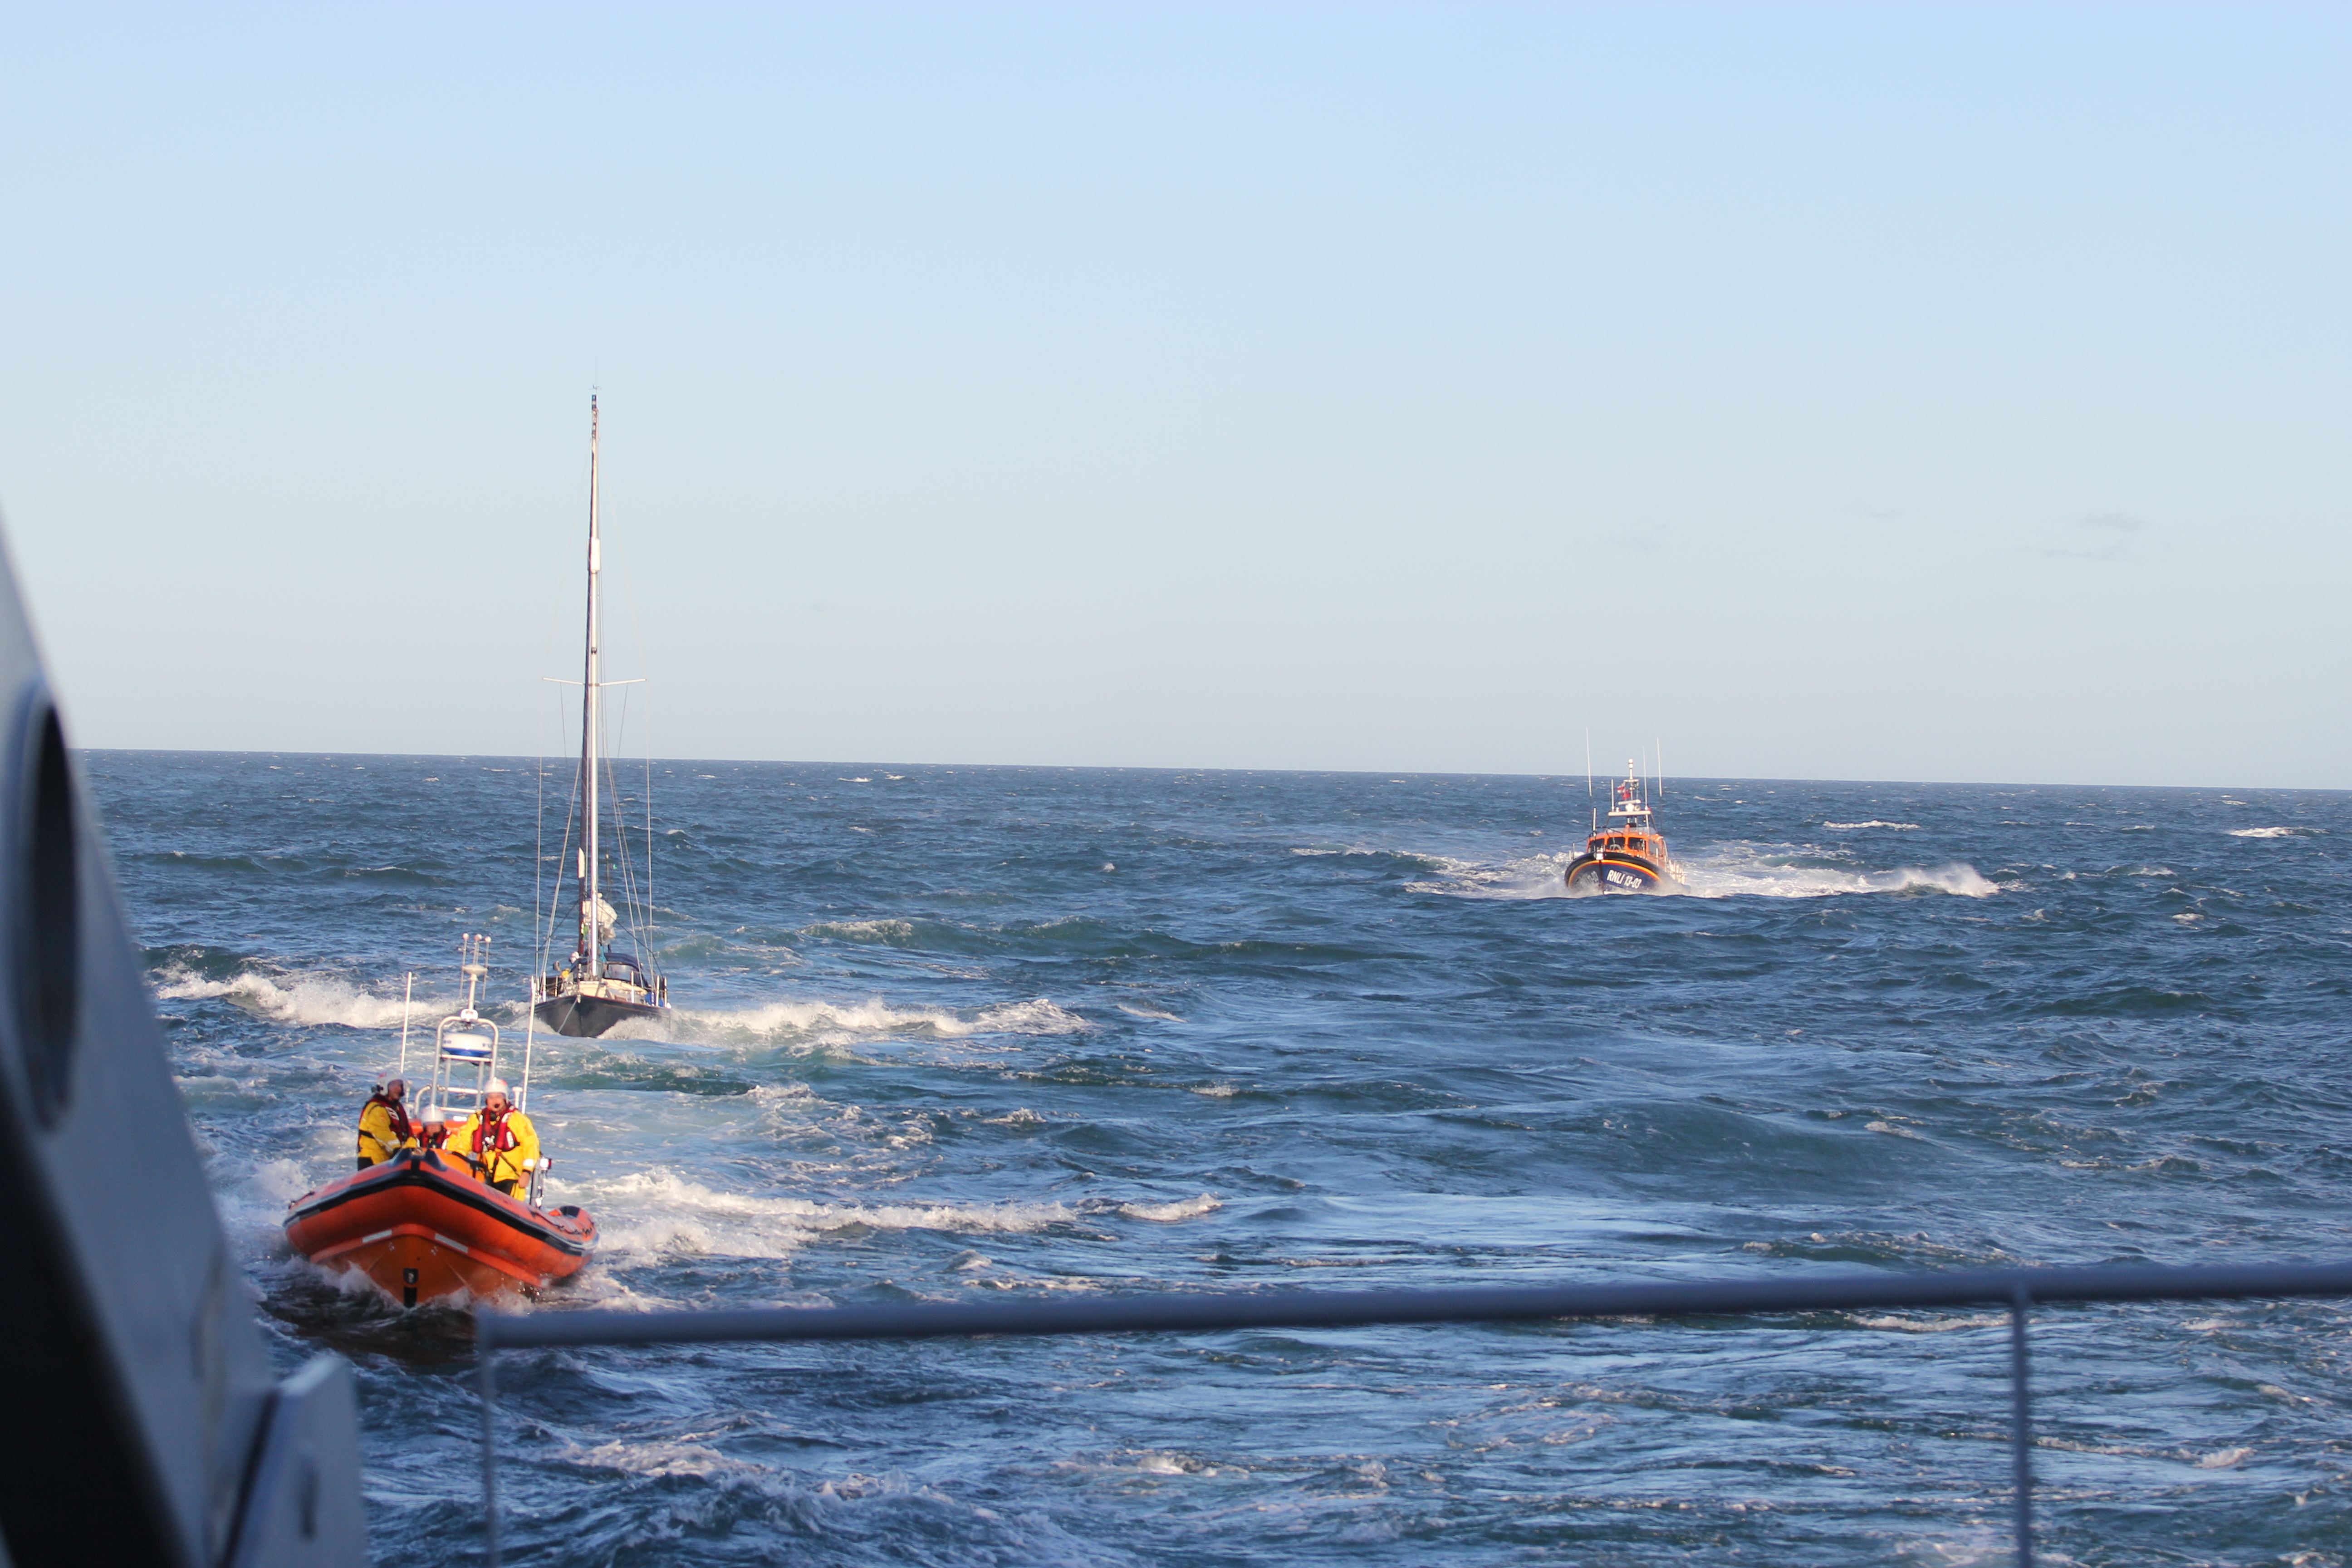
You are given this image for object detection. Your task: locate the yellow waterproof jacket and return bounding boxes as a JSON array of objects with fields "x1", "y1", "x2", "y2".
[
  {"x1": 447, "y1": 1109, "x2": 541, "y2": 1190},
  {"x1": 357, "y1": 1095, "x2": 417, "y2": 1165}
]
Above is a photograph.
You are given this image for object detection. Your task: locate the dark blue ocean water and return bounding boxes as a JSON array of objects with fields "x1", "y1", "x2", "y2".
[{"x1": 87, "y1": 752, "x2": 2352, "y2": 1565}]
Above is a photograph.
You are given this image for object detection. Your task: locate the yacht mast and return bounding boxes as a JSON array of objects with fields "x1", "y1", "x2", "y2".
[{"x1": 579, "y1": 396, "x2": 603, "y2": 977}]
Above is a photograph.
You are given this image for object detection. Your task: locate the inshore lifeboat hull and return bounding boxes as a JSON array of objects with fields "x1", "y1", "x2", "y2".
[
  {"x1": 534, "y1": 992, "x2": 662, "y2": 1039},
  {"x1": 284, "y1": 1150, "x2": 595, "y2": 1308},
  {"x1": 1565, "y1": 851, "x2": 1676, "y2": 894}
]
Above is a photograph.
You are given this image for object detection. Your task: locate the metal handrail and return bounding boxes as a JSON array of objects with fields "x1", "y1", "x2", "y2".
[{"x1": 475, "y1": 1259, "x2": 2352, "y2": 1566}]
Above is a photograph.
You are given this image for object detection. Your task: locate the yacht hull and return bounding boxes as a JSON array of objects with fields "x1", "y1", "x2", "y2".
[
  {"x1": 284, "y1": 1150, "x2": 595, "y2": 1307},
  {"x1": 534, "y1": 992, "x2": 664, "y2": 1039}
]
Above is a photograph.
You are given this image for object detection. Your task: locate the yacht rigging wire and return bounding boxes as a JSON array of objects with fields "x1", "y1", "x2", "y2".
[
  {"x1": 645, "y1": 722, "x2": 655, "y2": 960},
  {"x1": 601, "y1": 743, "x2": 648, "y2": 967},
  {"x1": 522, "y1": 718, "x2": 553, "y2": 1110},
  {"x1": 397, "y1": 971, "x2": 412, "y2": 1077},
  {"x1": 543, "y1": 712, "x2": 582, "y2": 987}
]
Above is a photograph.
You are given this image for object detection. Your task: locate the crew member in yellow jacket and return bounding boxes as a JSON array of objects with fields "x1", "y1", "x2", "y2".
[
  {"x1": 444, "y1": 1078, "x2": 542, "y2": 1197},
  {"x1": 356, "y1": 1078, "x2": 417, "y2": 1169}
]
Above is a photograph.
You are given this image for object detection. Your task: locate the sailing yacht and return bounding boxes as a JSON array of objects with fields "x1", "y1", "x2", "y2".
[{"x1": 533, "y1": 397, "x2": 672, "y2": 1039}]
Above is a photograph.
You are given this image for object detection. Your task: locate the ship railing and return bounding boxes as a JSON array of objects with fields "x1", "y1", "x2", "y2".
[{"x1": 472, "y1": 1259, "x2": 2352, "y2": 1568}]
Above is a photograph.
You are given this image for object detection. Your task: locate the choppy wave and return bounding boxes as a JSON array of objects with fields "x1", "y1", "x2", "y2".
[
  {"x1": 151, "y1": 965, "x2": 447, "y2": 1030},
  {"x1": 1118, "y1": 1194, "x2": 1221, "y2": 1222},
  {"x1": 149, "y1": 959, "x2": 1085, "y2": 1046},
  {"x1": 2230, "y1": 826, "x2": 2325, "y2": 838},
  {"x1": 1822, "y1": 820, "x2": 1922, "y2": 831},
  {"x1": 1847, "y1": 1313, "x2": 2010, "y2": 1333},
  {"x1": 803, "y1": 918, "x2": 917, "y2": 942},
  {"x1": 530, "y1": 1450, "x2": 1099, "y2": 1566},
  {"x1": 635, "y1": 995, "x2": 1087, "y2": 1047}
]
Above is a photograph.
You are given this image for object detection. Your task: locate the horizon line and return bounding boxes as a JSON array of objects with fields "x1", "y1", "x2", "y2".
[{"x1": 69, "y1": 746, "x2": 2344, "y2": 796}]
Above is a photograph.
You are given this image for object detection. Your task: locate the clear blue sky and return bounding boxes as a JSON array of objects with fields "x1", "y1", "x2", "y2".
[{"x1": 1, "y1": 2, "x2": 2344, "y2": 785}]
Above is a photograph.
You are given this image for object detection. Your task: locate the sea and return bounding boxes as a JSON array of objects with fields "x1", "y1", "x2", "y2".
[{"x1": 87, "y1": 751, "x2": 2352, "y2": 1566}]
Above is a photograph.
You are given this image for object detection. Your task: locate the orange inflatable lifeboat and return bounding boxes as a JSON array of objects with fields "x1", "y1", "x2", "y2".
[
  {"x1": 287, "y1": 932, "x2": 598, "y2": 1307},
  {"x1": 285, "y1": 1149, "x2": 594, "y2": 1308}
]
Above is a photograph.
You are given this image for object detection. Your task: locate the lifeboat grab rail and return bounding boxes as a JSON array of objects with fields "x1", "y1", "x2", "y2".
[{"x1": 474, "y1": 1257, "x2": 2352, "y2": 1567}]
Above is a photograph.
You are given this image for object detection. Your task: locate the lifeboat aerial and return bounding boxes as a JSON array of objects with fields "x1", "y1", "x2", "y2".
[
  {"x1": 1564, "y1": 760, "x2": 1688, "y2": 895},
  {"x1": 286, "y1": 935, "x2": 595, "y2": 1307}
]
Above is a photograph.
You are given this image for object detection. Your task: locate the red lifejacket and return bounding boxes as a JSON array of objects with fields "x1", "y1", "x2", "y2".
[
  {"x1": 364, "y1": 1093, "x2": 413, "y2": 1145},
  {"x1": 466, "y1": 1111, "x2": 519, "y2": 1156}
]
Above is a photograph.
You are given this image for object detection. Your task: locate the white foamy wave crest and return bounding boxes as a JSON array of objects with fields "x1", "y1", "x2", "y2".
[
  {"x1": 567, "y1": 1438, "x2": 737, "y2": 1480},
  {"x1": 1849, "y1": 1313, "x2": 2009, "y2": 1333},
  {"x1": 2230, "y1": 826, "x2": 2323, "y2": 838},
  {"x1": 1682, "y1": 856, "x2": 1998, "y2": 900},
  {"x1": 218, "y1": 1158, "x2": 315, "y2": 1247},
  {"x1": 151, "y1": 966, "x2": 445, "y2": 1030},
  {"x1": 1823, "y1": 821, "x2": 1922, "y2": 831},
  {"x1": 804, "y1": 918, "x2": 914, "y2": 941},
  {"x1": 1118, "y1": 1194, "x2": 1220, "y2": 1222},
  {"x1": 973, "y1": 999, "x2": 1089, "y2": 1034},
  {"x1": 576, "y1": 1168, "x2": 1079, "y2": 1263},
  {"x1": 604, "y1": 995, "x2": 1088, "y2": 1047},
  {"x1": 1403, "y1": 853, "x2": 1580, "y2": 900}
]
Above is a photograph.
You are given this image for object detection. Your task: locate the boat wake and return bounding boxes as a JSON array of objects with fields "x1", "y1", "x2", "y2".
[
  {"x1": 580, "y1": 1168, "x2": 1087, "y2": 1265},
  {"x1": 598, "y1": 995, "x2": 1089, "y2": 1047},
  {"x1": 1409, "y1": 846, "x2": 1999, "y2": 901},
  {"x1": 150, "y1": 956, "x2": 1089, "y2": 1046},
  {"x1": 1680, "y1": 847, "x2": 1999, "y2": 899},
  {"x1": 564, "y1": 1169, "x2": 1220, "y2": 1277}
]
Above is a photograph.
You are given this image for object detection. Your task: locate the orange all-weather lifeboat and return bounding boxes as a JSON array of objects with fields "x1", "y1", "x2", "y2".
[
  {"x1": 285, "y1": 936, "x2": 596, "y2": 1308},
  {"x1": 1564, "y1": 760, "x2": 1688, "y2": 895}
]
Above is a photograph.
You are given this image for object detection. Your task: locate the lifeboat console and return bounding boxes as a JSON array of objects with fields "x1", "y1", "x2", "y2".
[
  {"x1": 285, "y1": 936, "x2": 596, "y2": 1307},
  {"x1": 1564, "y1": 760, "x2": 1688, "y2": 895}
]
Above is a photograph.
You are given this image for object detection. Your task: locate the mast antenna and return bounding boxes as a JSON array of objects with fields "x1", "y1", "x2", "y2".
[{"x1": 1586, "y1": 728, "x2": 1594, "y2": 833}]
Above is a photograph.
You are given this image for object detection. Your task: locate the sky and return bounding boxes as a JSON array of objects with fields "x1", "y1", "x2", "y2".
[{"x1": 0, "y1": 2, "x2": 2345, "y2": 786}]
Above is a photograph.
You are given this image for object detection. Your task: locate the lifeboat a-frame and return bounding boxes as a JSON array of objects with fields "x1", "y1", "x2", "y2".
[
  {"x1": 285, "y1": 936, "x2": 596, "y2": 1307},
  {"x1": 1564, "y1": 760, "x2": 1688, "y2": 894}
]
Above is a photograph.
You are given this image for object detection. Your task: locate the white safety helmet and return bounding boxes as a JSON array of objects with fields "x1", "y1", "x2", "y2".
[{"x1": 485, "y1": 1078, "x2": 510, "y2": 1097}]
